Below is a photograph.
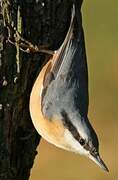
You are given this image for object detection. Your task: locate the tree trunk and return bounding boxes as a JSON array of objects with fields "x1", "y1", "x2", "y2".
[{"x1": 0, "y1": 0, "x2": 83, "y2": 179}]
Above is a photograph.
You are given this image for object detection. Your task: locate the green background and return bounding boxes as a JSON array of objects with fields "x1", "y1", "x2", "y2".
[{"x1": 30, "y1": 1, "x2": 118, "y2": 179}]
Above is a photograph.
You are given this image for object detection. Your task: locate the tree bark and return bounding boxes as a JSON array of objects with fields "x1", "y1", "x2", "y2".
[{"x1": 0, "y1": 0, "x2": 83, "y2": 179}]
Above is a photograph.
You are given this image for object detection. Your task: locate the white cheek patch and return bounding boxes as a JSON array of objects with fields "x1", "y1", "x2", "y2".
[
  {"x1": 64, "y1": 129, "x2": 89, "y2": 156},
  {"x1": 69, "y1": 113, "x2": 88, "y2": 141}
]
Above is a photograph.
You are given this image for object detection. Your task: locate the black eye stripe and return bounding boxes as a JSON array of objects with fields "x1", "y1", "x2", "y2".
[
  {"x1": 61, "y1": 110, "x2": 85, "y2": 144},
  {"x1": 61, "y1": 110, "x2": 98, "y2": 155},
  {"x1": 61, "y1": 110, "x2": 80, "y2": 141}
]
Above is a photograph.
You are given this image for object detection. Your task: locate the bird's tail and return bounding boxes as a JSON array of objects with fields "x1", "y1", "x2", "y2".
[{"x1": 51, "y1": 4, "x2": 76, "y2": 77}]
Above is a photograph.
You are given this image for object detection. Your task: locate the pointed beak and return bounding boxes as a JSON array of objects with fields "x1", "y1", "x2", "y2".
[{"x1": 89, "y1": 153, "x2": 109, "y2": 172}]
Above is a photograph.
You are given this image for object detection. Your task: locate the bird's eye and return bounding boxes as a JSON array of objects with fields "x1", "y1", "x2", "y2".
[{"x1": 79, "y1": 138, "x2": 85, "y2": 146}]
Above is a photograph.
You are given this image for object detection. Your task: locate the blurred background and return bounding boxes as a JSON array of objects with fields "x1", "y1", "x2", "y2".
[{"x1": 30, "y1": 0, "x2": 118, "y2": 179}]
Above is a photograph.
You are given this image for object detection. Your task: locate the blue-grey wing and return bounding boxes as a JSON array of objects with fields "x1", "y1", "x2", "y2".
[{"x1": 42, "y1": 5, "x2": 89, "y2": 118}]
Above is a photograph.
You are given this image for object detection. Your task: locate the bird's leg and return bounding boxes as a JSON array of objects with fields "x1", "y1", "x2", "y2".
[{"x1": 6, "y1": 24, "x2": 54, "y2": 55}]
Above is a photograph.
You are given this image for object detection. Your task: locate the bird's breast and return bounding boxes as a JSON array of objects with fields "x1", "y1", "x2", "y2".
[{"x1": 30, "y1": 61, "x2": 69, "y2": 148}]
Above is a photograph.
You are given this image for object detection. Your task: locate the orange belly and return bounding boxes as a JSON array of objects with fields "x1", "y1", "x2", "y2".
[{"x1": 29, "y1": 61, "x2": 66, "y2": 147}]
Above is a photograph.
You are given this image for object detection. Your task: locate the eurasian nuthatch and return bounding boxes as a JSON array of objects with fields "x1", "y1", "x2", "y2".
[{"x1": 30, "y1": 4, "x2": 109, "y2": 172}]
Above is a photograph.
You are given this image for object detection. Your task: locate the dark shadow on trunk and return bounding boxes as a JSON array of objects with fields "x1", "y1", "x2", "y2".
[{"x1": 0, "y1": 0, "x2": 83, "y2": 179}]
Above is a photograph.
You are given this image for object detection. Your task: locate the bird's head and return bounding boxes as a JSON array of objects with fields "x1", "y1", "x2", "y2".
[{"x1": 61, "y1": 110, "x2": 109, "y2": 172}]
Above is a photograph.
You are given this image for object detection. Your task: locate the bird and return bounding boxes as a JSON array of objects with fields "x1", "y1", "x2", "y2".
[{"x1": 29, "y1": 4, "x2": 109, "y2": 172}]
